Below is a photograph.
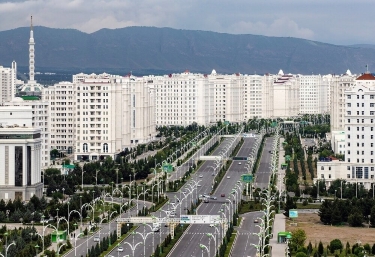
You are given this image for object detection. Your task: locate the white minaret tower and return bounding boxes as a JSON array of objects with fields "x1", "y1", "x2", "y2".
[{"x1": 29, "y1": 15, "x2": 35, "y2": 82}]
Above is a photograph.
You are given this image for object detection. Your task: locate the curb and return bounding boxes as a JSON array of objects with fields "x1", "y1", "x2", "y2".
[{"x1": 166, "y1": 224, "x2": 192, "y2": 257}]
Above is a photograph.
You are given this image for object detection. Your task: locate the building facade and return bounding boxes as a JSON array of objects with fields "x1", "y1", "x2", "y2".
[
  {"x1": 0, "y1": 106, "x2": 43, "y2": 200},
  {"x1": 316, "y1": 72, "x2": 375, "y2": 191}
]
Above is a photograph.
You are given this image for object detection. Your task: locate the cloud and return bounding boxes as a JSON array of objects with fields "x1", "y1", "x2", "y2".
[{"x1": 228, "y1": 17, "x2": 314, "y2": 40}]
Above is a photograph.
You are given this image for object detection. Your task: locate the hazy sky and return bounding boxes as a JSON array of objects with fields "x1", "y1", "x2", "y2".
[{"x1": 0, "y1": 0, "x2": 373, "y2": 45}]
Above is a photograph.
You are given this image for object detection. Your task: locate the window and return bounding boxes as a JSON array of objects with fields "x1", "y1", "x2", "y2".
[
  {"x1": 347, "y1": 174, "x2": 351, "y2": 178},
  {"x1": 347, "y1": 166, "x2": 351, "y2": 170},
  {"x1": 321, "y1": 174, "x2": 324, "y2": 179},
  {"x1": 328, "y1": 174, "x2": 331, "y2": 178},
  {"x1": 348, "y1": 95, "x2": 351, "y2": 99},
  {"x1": 321, "y1": 166, "x2": 324, "y2": 170},
  {"x1": 371, "y1": 95, "x2": 374, "y2": 99},
  {"x1": 329, "y1": 167, "x2": 331, "y2": 170}
]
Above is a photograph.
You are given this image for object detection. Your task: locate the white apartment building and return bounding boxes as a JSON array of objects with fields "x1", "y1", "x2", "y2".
[
  {"x1": 272, "y1": 73, "x2": 300, "y2": 118},
  {"x1": 299, "y1": 74, "x2": 331, "y2": 114},
  {"x1": 0, "y1": 106, "x2": 43, "y2": 200},
  {"x1": 152, "y1": 71, "x2": 212, "y2": 126},
  {"x1": 316, "y1": 72, "x2": 375, "y2": 190},
  {"x1": 43, "y1": 82, "x2": 75, "y2": 154},
  {"x1": 44, "y1": 73, "x2": 156, "y2": 161},
  {"x1": 0, "y1": 62, "x2": 16, "y2": 104}
]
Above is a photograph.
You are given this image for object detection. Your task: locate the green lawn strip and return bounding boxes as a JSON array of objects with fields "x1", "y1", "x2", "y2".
[
  {"x1": 150, "y1": 198, "x2": 169, "y2": 212},
  {"x1": 223, "y1": 231, "x2": 237, "y2": 257},
  {"x1": 99, "y1": 226, "x2": 138, "y2": 257}
]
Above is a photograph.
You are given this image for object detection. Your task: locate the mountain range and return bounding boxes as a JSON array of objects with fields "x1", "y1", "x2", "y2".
[{"x1": 0, "y1": 26, "x2": 375, "y2": 75}]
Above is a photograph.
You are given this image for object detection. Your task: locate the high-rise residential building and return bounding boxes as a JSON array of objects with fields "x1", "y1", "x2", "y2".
[
  {"x1": 299, "y1": 74, "x2": 332, "y2": 114},
  {"x1": 44, "y1": 73, "x2": 156, "y2": 161},
  {"x1": 0, "y1": 106, "x2": 43, "y2": 200},
  {"x1": 316, "y1": 72, "x2": 375, "y2": 190},
  {"x1": 272, "y1": 73, "x2": 300, "y2": 118},
  {"x1": 42, "y1": 81, "x2": 75, "y2": 155},
  {"x1": 0, "y1": 62, "x2": 16, "y2": 104}
]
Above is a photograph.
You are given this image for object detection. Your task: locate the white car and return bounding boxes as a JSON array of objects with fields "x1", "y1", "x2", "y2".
[
  {"x1": 238, "y1": 162, "x2": 242, "y2": 165},
  {"x1": 227, "y1": 176, "x2": 230, "y2": 179},
  {"x1": 117, "y1": 246, "x2": 124, "y2": 252},
  {"x1": 199, "y1": 174, "x2": 203, "y2": 178},
  {"x1": 152, "y1": 226, "x2": 160, "y2": 232},
  {"x1": 93, "y1": 236, "x2": 100, "y2": 242}
]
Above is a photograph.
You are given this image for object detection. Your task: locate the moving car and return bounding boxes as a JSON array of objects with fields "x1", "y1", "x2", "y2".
[
  {"x1": 93, "y1": 236, "x2": 100, "y2": 242},
  {"x1": 227, "y1": 176, "x2": 230, "y2": 179},
  {"x1": 199, "y1": 174, "x2": 203, "y2": 178},
  {"x1": 238, "y1": 162, "x2": 242, "y2": 165},
  {"x1": 254, "y1": 218, "x2": 259, "y2": 223},
  {"x1": 117, "y1": 246, "x2": 124, "y2": 252},
  {"x1": 210, "y1": 196, "x2": 217, "y2": 200},
  {"x1": 221, "y1": 193, "x2": 225, "y2": 197},
  {"x1": 203, "y1": 197, "x2": 209, "y2": 203},
  {"x1": 152, "y1": 226, "x2": 160, "y2": 232}
]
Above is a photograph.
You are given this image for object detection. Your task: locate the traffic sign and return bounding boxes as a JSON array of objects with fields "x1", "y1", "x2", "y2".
[
  {"x1": 162, "y1": 163, "x2": 174, "y2": 173},
  {"x1": 289, "y1": 209, "x2": 298, "y2": 218},
  {"x1": 63, "y1": 164, "x2": 75, "y2": 169},
  {"x1": 241, "y1": 174, "x2": 253, "y2": 183}
]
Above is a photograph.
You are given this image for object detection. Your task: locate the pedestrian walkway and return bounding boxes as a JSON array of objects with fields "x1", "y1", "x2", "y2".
[{"x1": 270, "y1": 214, "x2": 286, "y2": 257}]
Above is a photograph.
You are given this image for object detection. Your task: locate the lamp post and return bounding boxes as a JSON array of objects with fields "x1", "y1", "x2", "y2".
[
  {"x1": 4, "y1": 241, "x2": 15, "y2": 257},
  {"x1": 206, "y1": 233, "x2": 217, "y2": 256},
  {"x1": 81, "y1": 170, "x2": 86, "y2": 191},
  {"x1": 34, "y1": 244, "x2": 39, "y2": 257},
  {"x1": 199, "y1": 243, "x2": 209, "y2": 257}
]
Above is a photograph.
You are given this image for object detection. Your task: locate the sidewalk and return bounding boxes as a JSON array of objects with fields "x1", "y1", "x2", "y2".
[{"x1": 270, "y1": 214, "x2": 286, "y2": 257}]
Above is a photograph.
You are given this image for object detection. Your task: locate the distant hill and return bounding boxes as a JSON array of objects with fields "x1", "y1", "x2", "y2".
[{"x1": 1, "y1": 26, "x2": 375, "y2": 75}]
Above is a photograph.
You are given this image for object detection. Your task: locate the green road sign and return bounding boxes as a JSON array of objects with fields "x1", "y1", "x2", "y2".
[
  {"x1": 241, "y1": 174, "x2": 253, "y2": 183},
  {"x1": 224, "y1": 121, "x2": 230, "y2": 125},
  {"x1": 163, "y1": 164, "x2": 174, "y2": 173},
  {"x1": 63, "y1": 164, "x2": 75, "y2": 169}
]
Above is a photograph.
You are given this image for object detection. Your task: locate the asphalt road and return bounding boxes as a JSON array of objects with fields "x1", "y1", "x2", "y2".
[
  {"x1": 168, "y1": 137, "x2": 257, "y2": 257},
  {"x1": 231, "y1": 211, "x2": 264, "y2": 257},
  {"x1": 254, "y1": 137, "x2": 275, "y2": 190},
  {"x1": 230, "y1": 136, "x2": 276, "y2": 257},
  {"x1": 64, "y1": 199, "x2": 153, "y2": 257},
  {"x1": 104, "y1": 138, "x2": 236, "y2": 257}
]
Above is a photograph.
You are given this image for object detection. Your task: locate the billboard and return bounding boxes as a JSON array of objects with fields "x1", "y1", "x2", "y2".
[{"x1": 180, "y1": 215, "x2": 221, "y2": 224}]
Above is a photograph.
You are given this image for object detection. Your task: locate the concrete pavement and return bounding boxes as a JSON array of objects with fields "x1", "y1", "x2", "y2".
[{"x1": 270, "y1": 214, "x2": 286, "y2": 257}]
